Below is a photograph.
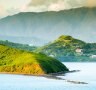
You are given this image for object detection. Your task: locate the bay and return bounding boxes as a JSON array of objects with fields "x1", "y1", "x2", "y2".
[{"x1": 0, "y1": 63, "x2": 96, "y2": 90}]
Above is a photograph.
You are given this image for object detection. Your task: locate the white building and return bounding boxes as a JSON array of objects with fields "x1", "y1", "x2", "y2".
[
  {"x1": 76, "y1": 48, "x2": 83, "y2": 53},
  {"x1": 49, "y1": 54, "x2": 55, "y2": 57},
  {"x1": 90, "y1": 55, "x2": 96, "y2": 58}
]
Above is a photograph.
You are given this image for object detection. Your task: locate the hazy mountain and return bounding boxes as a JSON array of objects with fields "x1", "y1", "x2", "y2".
[
  {"x1": 0, "y1": 7, "x2": 96, "y2": 45},
  {"x1": 0, "y1": 35, "x2": 47, "y2": 46}
]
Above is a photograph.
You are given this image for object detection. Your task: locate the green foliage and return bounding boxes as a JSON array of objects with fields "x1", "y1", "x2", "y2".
[
  {"x1": 0, "y1": 44, "x2": 69, "y2": 75},
  {"x1": 35, "y1": 35, "x2": 96, "y2": 62},
  {"x1": 58, "y1": 35, "x2": 73, "y2": 41},
  {"x1": 0, "y1": 40, "x2": 37, "y2": 51}
]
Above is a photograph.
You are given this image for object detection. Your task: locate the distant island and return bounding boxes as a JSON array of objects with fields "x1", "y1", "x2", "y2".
[{"x1": 0, "y1": 44, "x2": 69, "y2": 75}]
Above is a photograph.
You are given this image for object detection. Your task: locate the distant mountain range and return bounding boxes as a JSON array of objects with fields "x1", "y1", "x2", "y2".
[{"x1": 0, "y1": 7, "x2": 96, "y2": 45}]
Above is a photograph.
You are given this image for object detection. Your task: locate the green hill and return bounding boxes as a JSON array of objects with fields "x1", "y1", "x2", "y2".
[
  {"x1": 0, "y1": 40, "x2": 37, "y2": 51},
  {"x1": 0, "y1": 44, "x2": 68, "y2": 75},
  {"x1": 35, "y1": 35, "x2": 96, "y2": 62}
]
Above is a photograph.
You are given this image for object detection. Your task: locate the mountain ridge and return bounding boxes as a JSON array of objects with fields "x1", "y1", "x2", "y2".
[
  {"x1": 0, "y1": 7, "x2": 96, "y2": 44},
  {"x1": 0, "y1": 6, "x2": 96, "y2": 20}
]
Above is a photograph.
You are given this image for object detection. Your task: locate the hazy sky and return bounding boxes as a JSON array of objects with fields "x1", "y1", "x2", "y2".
[{"x1": 0, "y1": 0, "x2": 96, "y2": 18}]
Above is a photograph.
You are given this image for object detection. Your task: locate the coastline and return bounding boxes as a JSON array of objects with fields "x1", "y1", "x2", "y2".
[
  {"x1": 0, "y1": 70, "x2": 88, "y2": 85},
  {"x1": 0, "y1": 70, "x2": 79, "y2": 76}
]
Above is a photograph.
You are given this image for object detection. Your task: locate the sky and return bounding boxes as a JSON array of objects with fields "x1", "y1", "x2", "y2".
[{"x1": 0, "y1": 0, "x2": 96, "y2": 18}]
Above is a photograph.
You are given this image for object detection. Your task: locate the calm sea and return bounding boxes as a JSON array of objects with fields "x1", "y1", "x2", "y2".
[{"x1": 0, "y1": 62, "x2": 96, "y2": 90}]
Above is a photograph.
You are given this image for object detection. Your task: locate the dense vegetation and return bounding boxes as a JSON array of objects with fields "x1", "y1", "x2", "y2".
[
  {"x1": 0, "y1": 44, "x2": 69, "y2": 75},
  {"x1": 35, "y1": 35, "x2": 96, "y2": 62},
  {"x1": 0, "y1": 40, "x2": 37, "y2": 51}
]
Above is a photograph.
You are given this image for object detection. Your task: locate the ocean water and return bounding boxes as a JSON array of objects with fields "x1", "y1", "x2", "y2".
[{"x1": 0, "y1": 63, "x2": 96, "y2": 90}]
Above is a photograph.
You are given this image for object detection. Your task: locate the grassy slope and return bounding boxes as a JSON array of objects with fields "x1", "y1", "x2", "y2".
[{"x1": 0, "y1": 44, "x2": 68, "y2": 75}]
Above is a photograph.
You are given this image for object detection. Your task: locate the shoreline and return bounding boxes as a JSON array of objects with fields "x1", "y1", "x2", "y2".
[
  {"x1": 0, "y1": 70, "x2": 88, "y2": 85},
  {"x1": 0, "y1": 70, "x2": 79, "y2": 76}
]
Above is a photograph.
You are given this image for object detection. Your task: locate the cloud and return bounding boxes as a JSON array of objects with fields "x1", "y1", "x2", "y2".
[
  {"x1": 0, "y1": 6, "x2": 8, "y2": 18},
  {"x1": 48, "y1": 0, "x2": 69, "y2": 11},
  {"x1": 0, "y1": 5, "x2": 21, "y2": 18},
  {"x1": 0, "y1": 0, "x2": 30, "y2": 18},
  {"x1": 85, "y1": 0, "x2": 96, "y2": 7},
  {"x1": 28, "y1": 0, "x2": 96, "y2": 11},
  {"x1": 27, "y1": 0, "x2": 85, "y2": 12},
  {"x1": 29, "y1": 0, "x2": 47, "y2": 6},
  {"x1": 28, "y1": 0, "x2": 68, "y2": 11},
  {"x1": 0, "y1": 0, "x2": 96, "y2": 18},
  {"x1": 28, "y1": 0, "x2": 60, "y2": 12}
]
